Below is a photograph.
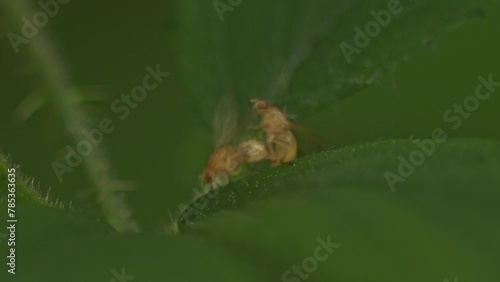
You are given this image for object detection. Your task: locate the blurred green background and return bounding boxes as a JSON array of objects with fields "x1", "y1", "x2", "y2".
[{"x1": 0, "y1": 0, "x2": 499, "y2": 281}]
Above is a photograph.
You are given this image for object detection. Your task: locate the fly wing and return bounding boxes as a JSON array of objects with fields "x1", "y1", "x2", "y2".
[
  {"x1": 212, "y1": 94, "x2": 240, "y2": 149},
  {"x1": 290, "y1": 123, "x2": 334, "y2": 156}
]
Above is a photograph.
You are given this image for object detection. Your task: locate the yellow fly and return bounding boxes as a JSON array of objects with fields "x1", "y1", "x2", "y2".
[
  {"x1": 250, "y1": 99, "x2": 297, "y2": 167},
  {"x1": 200, "y1": 95, "x2": 269, "y2": 190}
]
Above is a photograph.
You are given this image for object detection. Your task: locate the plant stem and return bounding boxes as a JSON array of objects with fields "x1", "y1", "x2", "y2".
[{"x1": 3, "y1": 0, "x2": 139, "y2": 232}]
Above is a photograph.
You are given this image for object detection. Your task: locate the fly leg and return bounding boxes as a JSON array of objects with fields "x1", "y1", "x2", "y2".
[{"x1": 269, "y1": 132, "x2": 297, "y2": 167}]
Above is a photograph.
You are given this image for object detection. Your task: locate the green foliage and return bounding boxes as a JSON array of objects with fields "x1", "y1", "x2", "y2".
[
  {"x1": 1, "y1": 0, "x2": 499, "y2": 281},
  {"x1": 172, "y1": 0, "x2": 490, "y2": 123}
]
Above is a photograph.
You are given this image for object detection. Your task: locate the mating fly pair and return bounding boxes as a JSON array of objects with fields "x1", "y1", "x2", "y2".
[{"x1": 200, "y1": 95, "x2": 316, "y2": 191}]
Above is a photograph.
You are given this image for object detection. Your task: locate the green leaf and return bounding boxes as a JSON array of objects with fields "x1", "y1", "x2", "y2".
[
  {"x1": 174, "y1": 139, "x2": 500, "y2": 280},
  {"x1": 178, "y1": 138, "x2": 500, "y2": 225},
  {"x1": 5, "y1": 139, "x2": 498, "y2": 281},
  {"x1": 172, "y1": 0, "x2": 489, "y2": 124}
]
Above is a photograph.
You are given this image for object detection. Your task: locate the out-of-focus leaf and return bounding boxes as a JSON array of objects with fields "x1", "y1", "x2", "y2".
[{"x1": 171, "y1": 0, "x2": 489, "y2": 124}]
